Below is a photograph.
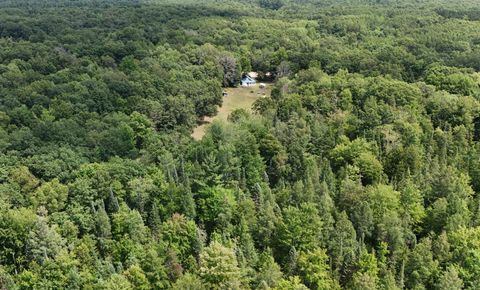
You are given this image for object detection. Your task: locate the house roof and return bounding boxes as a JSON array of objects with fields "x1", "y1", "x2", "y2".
[{"x1": 242, "y1": 75, "x2": 256, "y2": 82}]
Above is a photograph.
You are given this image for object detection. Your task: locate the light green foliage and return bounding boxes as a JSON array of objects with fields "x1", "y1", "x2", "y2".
[
  {"x1": 9, "y1": 166, "x2": 39, "y2": 195},
  {"x1": 31, "y1": 179, "x2": 68, "y2": 212},
  {"x1": 1, "y1": 0, "x2": 480, "y2": 288},
  {"x1": 425, "y1": 64, "x2": 479, "y2": 96},
  {"x1": 274, "y1": 276, "x2": 308, "y2": 290},
  {"x1": 436, "y1": 266, "x2": 463, "y2": 290},
  {"x1": 99, "y1": 273, "x2": 133, "y2": 290},
  {"x1": 366, "y1": 77, "x2": 422, "y2": 107},
  {"x1": 111, "y1": 204, "x2": 148, "y2": 242},
  {"x1": 172, "y1": 273, "x2": 204, "y2": 289},
  {"x1": 297, "y1": 248, "x2": 339, "y2": 290},
  {"x1": 0, "y1": 207, "x2": 37, "y2": 269},
  {"x1": 330, "y1": 137, "x2": 384, "y2": 185},
  {"x1": 276, "y1": 203, "x2": 322, "y2": 255},
  {"x1": 199, "y1": 241, "x2": 241, "y2": 289},
  {"x1": 350, "y1": 250, "x2": 380, "y2": 290},
  {"x1": 160, "y1": 214, "x2": 200, "y2": 264},
  {"x1": 366, "y1": 184, "x2": 400, "y2": 224},
  {"x1": 356, "y1": 152, "x2": 384, "y2": 185},
  {"x1": 196, "y1": 186, "x2": 236, "y2": 234},
  {"x1": 399, "y1": 178, "x2": 426, "y2": 229},
  {"x1": 448, "y1": 227, "x2": 480, "y2": 287},
  {"x1": 255, "y1": 251, "x2": 283, "y2": 289},
  {"x1": 123, "y1": 264, "x2": 150, "y2": 290}
]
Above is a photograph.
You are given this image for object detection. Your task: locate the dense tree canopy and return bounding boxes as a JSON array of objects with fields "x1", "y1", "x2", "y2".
[{"x1": 1, "y1": 0, "x2": 480, "y2": 289}]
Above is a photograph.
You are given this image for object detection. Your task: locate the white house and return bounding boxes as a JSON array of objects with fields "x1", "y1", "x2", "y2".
[{"x1": 241, "y1": 75, "x2": 256, "y2": 86}]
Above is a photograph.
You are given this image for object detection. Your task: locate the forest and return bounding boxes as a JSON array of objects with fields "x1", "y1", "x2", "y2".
[{"x1": 1, "y1": 0, "x2": 480, "y2": 289}]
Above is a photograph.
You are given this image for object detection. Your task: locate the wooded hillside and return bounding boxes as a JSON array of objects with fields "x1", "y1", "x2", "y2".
[{"x1": 0, "y1": 0, "x2": 480, "y2": 289}]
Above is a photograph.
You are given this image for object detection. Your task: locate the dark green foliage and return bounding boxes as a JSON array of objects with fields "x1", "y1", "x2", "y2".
[
  {"x1": 259, "y1": 0, "x2": 285, "y2": 10},
  {"x1": 1, "y1": 0, "x2": 480, "y2": 288}
]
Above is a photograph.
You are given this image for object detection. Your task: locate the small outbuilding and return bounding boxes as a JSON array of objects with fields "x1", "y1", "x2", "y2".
[
  {"x1": 241, "y1": 75, "x2": 256, "y2": 87},
  {"x1": 247, "y1": 71, "x2": 259, "y2": 79}
]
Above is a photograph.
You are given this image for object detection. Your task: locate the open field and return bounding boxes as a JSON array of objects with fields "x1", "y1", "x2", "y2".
[{"x1": 192, "y1": 83, "x2": 271, "y2": 140}]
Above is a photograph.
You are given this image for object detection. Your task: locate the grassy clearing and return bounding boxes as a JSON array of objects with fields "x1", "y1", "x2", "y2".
[{"x1": 192, "y1": 83, "x2": 271, "y2": 140}]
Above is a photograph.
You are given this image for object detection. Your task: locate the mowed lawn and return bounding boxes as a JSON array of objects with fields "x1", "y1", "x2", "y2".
[{"x1": 192, "y1": 83, "x2": 271, "y2": 140}]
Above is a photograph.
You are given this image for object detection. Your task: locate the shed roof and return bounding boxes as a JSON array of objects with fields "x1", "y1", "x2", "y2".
[{"x1": 247, "y1": 72, "x2": 258, "y2": 79}]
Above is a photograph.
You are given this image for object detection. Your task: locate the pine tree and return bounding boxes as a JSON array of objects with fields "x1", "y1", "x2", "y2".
[
  {"x1": 95, "y1": 200, "x2": 111, "y2": 239},
  {"x1": 106, "y1": 188, "x2": 120, "y2": 213},
  {"x1": 330, "y1": 211, "x2": 357, "y2": 285},
  {"x1": 436, "y1": 266, "x2": 463, "y2": 290}
]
